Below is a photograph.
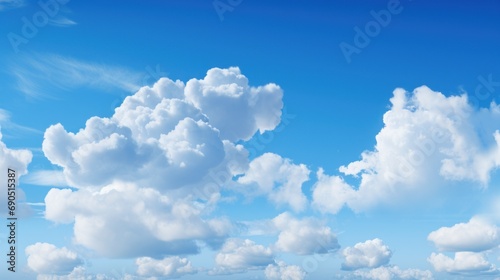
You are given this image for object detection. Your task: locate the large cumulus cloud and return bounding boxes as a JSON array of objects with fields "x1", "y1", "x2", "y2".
[
  {"x1": 313, "y1": 86, "x2": 500, "y2": 213},
  {"x1": 40, "y1": 67, "x2": 284, "y2": 258}
]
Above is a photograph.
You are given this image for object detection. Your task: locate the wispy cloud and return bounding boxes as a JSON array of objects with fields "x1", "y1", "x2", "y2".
[
  {"x1": 0, "y1": 0, "x2": 24, "y2": 11},
  {"x1": 12, "y1": 54, "x2": 144, "y2": 98},
  {"x1": 0, "y1": 108, "x2": 42, "y2": 135},
  {"x1": 49, "y1": 16, "x2": 77, "y2": 27},
  {"x1": 23, "y1": 170, "x2": 68, "y2": 187}
]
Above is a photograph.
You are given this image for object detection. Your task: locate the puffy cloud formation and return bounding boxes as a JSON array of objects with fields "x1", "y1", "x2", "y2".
[
  {"x1": 212, "y1": 238, "x2": 274, "y2": 274},
  {"x1": 184, "y1": 67, "x2": 283, "y2": 141},
  {"x1": 265, "y1": 260, "x2": 306, "y2": 280},
  {"x1": 427, "y1": 216, "x2": 500, "y2": 252},
  {"x1": 428, "y1": 252, "x2": 499, "y2": 275},
  {"x1": 35, "y1": 266, "x2": 116, "y2": 280},
  {"x1": 313, "y1": 86, "x2": 500, "y2": 213},
  {"x1": 136, "y1": 256, "x2": 197, "y2": 278},
  {"x1": 353, "y1": 266, "x2": 433, "y2": 280},
  {"x1": 0, "y1": 129, "x2": 32, "y2": 216},
  {"x1": 273, "y1": 212, "x2": 339, "y2": 255},
  {"x1": 41, "y1": 68, "x2": 284, "y2": 258},
  {"x1": 45, "y1": 183, "x2": 230, "y2": 258},
  {"x1": 25, "y1": 243, "x2": 82, "y2": 275},
  {"x1": 237, "y1": 153, "x2": 310, "y2": 212},
  {"x1": 42, "y1": 67, "x2": 282, "y2": 190},
  {"x1": 342, "y1": 239, "x2": 392, "y2": 270}
]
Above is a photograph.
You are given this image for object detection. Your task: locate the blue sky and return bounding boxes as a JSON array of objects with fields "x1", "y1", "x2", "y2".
[{"x1": 1, "y1": 0, "x2": 500, "y2": 279}]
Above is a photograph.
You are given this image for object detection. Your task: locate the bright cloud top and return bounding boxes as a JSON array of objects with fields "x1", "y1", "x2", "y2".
[
  {"x1": 428, "y1": 252, "x2": 499, "y2": 275},
  {"x1": 136, "y1": 256, "x2": 197, "y2": 278},
  {"x1": 265, "y1": 260, "x2": 306, "y2": 280},
  {"x1": 212, "y1": 238, "x2": 274, "y2": 274},
  {"x1": 341, "y1": 238, "x2": 392, "y2": 270},
  {"x1": 237, "y1": 153, "x2": 310, "y2": 212},
  {"x1": 428, "y1": 216, "x2": 500, "y2": 252},
  {"x1": 42, "y1": 67, "x2": 282, "y2": 191},
  {"x1": 313, "y1": 86, "x2": 500, "y2": 213},
  {"x1": 25, "y1": 243, "x2": 82, "y2": 275}
]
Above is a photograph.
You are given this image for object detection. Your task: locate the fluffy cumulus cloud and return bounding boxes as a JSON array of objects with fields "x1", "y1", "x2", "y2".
[
  {"x1": 136, "y1": 256, "x2": 197, "y2": 278},
  {"x1": 313, "y1": 86, "x2": 500, "y2": 213},
  {"x1": 272, "y1": 212, "x2": 339, "y2": 255},
  {"x1": 25, "y1": 243, "x2": 82, "y2": 275},
  {"x1": 265, "y1": 260, "x2": 306, "y2": 280},
  {"x1": 342, "y1": 239, "x2": 392, "y2": 270},
  {"x1": 353, "y1": 266, "x2": 433, "y2": 280},
  {"x1": 237, "y1": 153, "x2": 310, "y2": 212},
  {"x1": 428, "y1": 216, "x2": 500, "y2": 252},
  {"x1": 211, "y1": 238, "x2": 274, "y2": 274},
  {"x1": 44, "y1": 183, "x2": 230, "y2": 258},
  {"x1": 40, "y1": 68, "x2": 284, "y2": 258},
  {"x1": 428, "y1": 252, "x2": 499, "y2": 275},
  {"x1": 42, "y1": 67, "x2": 282, "y2": 190},
  {"x1": 0, "y1": 129, "x2": 32, "y2": 216}
]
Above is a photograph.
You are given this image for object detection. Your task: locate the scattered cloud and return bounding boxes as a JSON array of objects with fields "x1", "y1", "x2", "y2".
[
  {"x1": 265, "y1": 260, "x2": 306, "y2": 280},
  {"x1": 272, "y1": 212, "x2": 339, "y2": 255},
  {"x1": 313, "y1": 86, "x2": 500, "y2": 213},
  {"x1": 211, "y1": 238, "x2": 274, "y2": 275},
  {"x1": 136, "y1": 256, "x2": 197, "y2": 278},
  {"x1": 342, "y1": 239, "x2": 392, "y2": 271},
  {"x1": 237, "y1": 152, "x2": 310, "y2": 212},
  {"x1": 428, "y1": 252, "x2": 499, "y2": 275},
  {"x1": 25, "y1": 243, "x2": 83, "y2": 275},
  {"x1": 353, "y1": 265, "x2": 433, "y2": 280},
  {"x1": 427, "y1": 216, "x2": 500, "y2": 252}
]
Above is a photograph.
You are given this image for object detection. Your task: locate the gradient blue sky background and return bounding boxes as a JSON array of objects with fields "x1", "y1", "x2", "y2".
[{"x1": 1, "y1": 0, "x2": 500, "y2": 279}]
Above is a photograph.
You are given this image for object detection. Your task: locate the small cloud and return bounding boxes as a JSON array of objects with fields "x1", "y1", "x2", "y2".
[
  {"x1": 341, "y1": 239, "x2": 392, "y2": 271},
  {"x1": 49, "y1": 16, "x2": 77, "y2": 27},
  {"x1": 25, "y1": 243, "x2": 83, "y2": 275}
]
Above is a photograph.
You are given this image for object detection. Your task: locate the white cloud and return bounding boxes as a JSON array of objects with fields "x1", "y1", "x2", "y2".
[
  {"x1": 353, "y1": 266, "x2": 433, "y2": 280},
  {"x1": 312, "y1": 168, "x2": 355, "y2": 214},
  {"x1": 428, "y1": 252, "x2": 499, "y2": 275},
  {"x1": 40, "y1": 67, "x2": 284, "y2": 259},
  {"x1": 0, "y1": 108, "x2": 42, "y2": 135},
  {"x1": 342, "y1": 239, "x2": 392, "y2": 270},
  {"x1": 427, "y1": 216, "x2": 500, "y2": 252},
  {"x1": 185, "y1": 67, "x2": 283, "y2": 141},
  {"x1": 237, "y1": 153, "x2": 310, "y2": 212},
  {"x1": 211, "y1": 238, "x2": 274, "y2": 274},
  {"x1": 0, "y1": 128, "x2": 32, "y2": 216},
  {"x1": 25, "y1": 243, "x2": 82, "y2": 275},
  {"x1": 273, "y1": 212, "x2": 339, "y2": 255},
  {"x1": 312, "y1": 86, "x2": 500, "y2": 213},
  {"x1": 12, "y1": 54, "x2": 144, "y2": 98},
  {"x1": 265, "y1": 260, "x2": 306, "y2": 280},
  {"x1": 44, "y1": 182, "x2": 231, "y2": 258},
  {"x1": 136, "y1": 256, "x2": 197, "y2": 278}
]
